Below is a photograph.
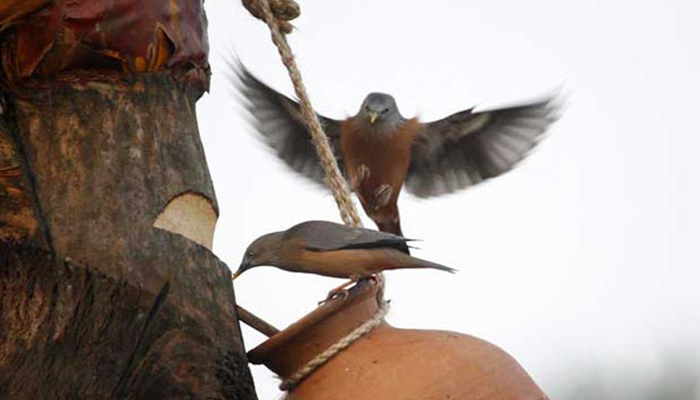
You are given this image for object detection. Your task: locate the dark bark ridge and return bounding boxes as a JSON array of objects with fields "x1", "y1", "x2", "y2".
[{"x1": 0, "y1": 114, "x2": 39, "y2": 243}]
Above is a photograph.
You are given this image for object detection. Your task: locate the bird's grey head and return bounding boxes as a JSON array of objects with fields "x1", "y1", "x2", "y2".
[
  {"x1": 232, "y1": 232, "x2": 284, "y2": 279},
  {"x1": 356, "y1": 92, "x2": 402, "y2": 131}
]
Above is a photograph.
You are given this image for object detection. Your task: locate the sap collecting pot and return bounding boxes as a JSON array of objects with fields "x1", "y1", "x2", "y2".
[{"x1": 248, "y1": 280, "x2": 548, "y2": 400}]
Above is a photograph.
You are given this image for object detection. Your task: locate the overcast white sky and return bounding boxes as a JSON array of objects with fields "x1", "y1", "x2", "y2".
[{"x1": 197, "y1": 0, "x2": 700, "y2": 398}]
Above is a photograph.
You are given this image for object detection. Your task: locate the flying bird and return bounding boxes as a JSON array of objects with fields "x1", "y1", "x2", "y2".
[
  {"x1": 232, "y1": 220, "x2": 454, "y2": 297},
  {"x1": 234, "y1": 64, "x2": 559, "y2": 236}
]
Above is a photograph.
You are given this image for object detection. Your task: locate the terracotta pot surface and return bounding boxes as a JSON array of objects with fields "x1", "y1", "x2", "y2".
[{"x1": 248, "y1": 280, "x2": 549, "y2": 400}]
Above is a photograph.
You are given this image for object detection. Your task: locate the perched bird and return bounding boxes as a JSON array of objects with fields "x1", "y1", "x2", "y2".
[
  {"x1": 232, "y1": 220, "x2": 455, "y2": 296},
  {"x1": 234, "y1": 64, "x2": 559, "y2": 236}
]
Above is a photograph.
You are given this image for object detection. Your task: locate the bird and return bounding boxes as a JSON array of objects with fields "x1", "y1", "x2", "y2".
[
  {"x1": 232, "y1": 220, "x2": 455, "y2": 297},
  {"x1": 233, "y1": 63, "x2": 559, "y2": 237}
]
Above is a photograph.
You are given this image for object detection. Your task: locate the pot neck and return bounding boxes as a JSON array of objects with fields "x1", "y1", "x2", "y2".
[{"x1": 247, "y1": 279, "x2": 384, "y2": 378}]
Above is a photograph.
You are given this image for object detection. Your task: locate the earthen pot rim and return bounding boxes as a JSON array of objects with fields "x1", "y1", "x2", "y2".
[{"x1": 247, "y1": 279, "x2": 382, "y2": 374}]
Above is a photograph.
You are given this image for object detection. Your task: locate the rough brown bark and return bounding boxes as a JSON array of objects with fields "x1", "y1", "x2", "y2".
[
  {"x1": 0, "y1": 239, "x2": 255, "y2": 399},
  {"x1": 0, "y1": 1, "x2": 257, "y2": 398}
]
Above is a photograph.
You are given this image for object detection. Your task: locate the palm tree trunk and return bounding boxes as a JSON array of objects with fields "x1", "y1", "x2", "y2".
[{"x1": 0, "y1": 1, "x2": 257, "y2": 398}]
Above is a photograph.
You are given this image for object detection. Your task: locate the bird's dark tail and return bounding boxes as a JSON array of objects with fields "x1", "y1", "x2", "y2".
[
  {"x1": 387, "y1": 255, "x2": 457, "y2": 274},
  {"x1": 414, "y1": 257, "x2": 457, "y2": 274}
]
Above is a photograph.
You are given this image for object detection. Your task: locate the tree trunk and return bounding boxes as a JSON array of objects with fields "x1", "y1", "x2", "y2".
[{"x1": 0, "y1": 1, "x2": 257, "y2": 399}]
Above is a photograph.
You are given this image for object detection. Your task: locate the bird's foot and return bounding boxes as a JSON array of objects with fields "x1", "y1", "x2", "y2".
[
  {"x1": 318, "y1": 288, "x2": 350, "y2": 305},
  {"x1": 374, "y1": 184, "x2": 393, "y2": 208},
  {"x1": 318, "y1": 278, "x2": 359, "y2": 305},
  {"x1": 350, "y1": 164, "x2": 370, "y2": 190},
  {"x1": 357, "y1": 164, "x2": 370, "y2": 182}
]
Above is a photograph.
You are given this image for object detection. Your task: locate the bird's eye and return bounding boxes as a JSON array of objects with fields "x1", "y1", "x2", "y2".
[
  {"x1": 247, "y1": 251, "x2": 254, "y2": 258},
  {"x1": 383, "y1": 108, "x2": 389, "y2": 114}
]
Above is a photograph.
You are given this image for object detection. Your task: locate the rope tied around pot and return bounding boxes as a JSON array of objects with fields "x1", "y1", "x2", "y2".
[{"x1": 279, "y1": 300, "x2": 390, "y2": 391}]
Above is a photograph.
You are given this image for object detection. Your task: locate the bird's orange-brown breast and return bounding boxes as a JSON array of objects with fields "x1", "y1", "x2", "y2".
[{"x1": 339, "y1": 118, "x2": 420, "y2": 221}]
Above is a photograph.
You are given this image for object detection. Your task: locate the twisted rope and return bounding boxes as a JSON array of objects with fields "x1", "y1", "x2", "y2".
[
  {"x1": 253, "y1": 0, "x2": 362, "y2": 227},
  {"x1": 252, "y1": 0, "x2": 387, "y2": 310},
  {"x1": 279, "y1": 300, "x2": 390, "y2": 391},
  {"x1": 250, "y1": 0, "x2": 389, "y2": 390}
]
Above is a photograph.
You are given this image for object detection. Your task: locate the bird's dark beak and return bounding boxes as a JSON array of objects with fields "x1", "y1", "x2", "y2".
[
  {"x1": 368, "y1": 111, "x2": 378, "y2": 124},
  {"x1": 232, "y1": 268, "x2": 244, "y2": 280}
]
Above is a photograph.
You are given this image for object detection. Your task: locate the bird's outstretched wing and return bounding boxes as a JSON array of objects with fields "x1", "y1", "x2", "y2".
[
  {"x1": 233, "y1": 62, "x2": 345, "y2": 186},
  {"x1": 286, "y1": 221, "x2": 412, "y2": 254},
  {"x1": 406, "y1": 96, "x2": 560, "y2": 198}
]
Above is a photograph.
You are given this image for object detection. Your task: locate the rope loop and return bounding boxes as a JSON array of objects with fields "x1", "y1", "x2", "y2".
[{"x1": 279, "y1": 301, "x2": 390, "y2": 391}]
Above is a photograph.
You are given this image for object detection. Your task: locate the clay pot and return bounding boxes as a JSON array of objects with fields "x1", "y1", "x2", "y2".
[{"x1": 248, "y1": 280, "x2": 549, "y2": 400}]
